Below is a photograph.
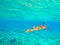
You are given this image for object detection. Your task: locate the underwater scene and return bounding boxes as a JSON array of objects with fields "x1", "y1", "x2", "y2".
[{"x1": 0, "y1": 0, "x2": 60, "y2": 45}]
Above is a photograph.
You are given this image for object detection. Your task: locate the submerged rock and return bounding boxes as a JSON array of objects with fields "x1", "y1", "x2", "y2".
[
  {"x1": 36, "y1": 43, "x2": 41, "y2": 45},
  {"x1": 0, "y1": 39, "x2": 3, "y2": 43},
  {"x1": 9, "y1": 38, "x2": 23, "y2": 45},
  {"x1": 9, "y1": 38, "x2": 16, "y2": 43}
]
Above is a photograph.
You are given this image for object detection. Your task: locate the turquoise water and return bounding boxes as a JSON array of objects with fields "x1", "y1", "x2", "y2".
[
  {"x1": 0, "y1": 0, "x2": 60, "y2": 21},
  {"x1": 0, "y1": 0, "x2": 60, "y2": 45}
]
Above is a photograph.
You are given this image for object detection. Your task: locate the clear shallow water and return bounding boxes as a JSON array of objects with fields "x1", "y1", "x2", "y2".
[
  {"x1": 0, "y1": 20, "x2": 60, "y2": 45},
  {"x1": 0, "y1": 0, "x2": 60, "y2": 45}
]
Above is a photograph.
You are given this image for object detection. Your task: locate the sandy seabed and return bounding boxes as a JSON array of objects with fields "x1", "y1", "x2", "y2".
[{"x1": 0, "y1": 29, "x2": 60, "y2": 45}]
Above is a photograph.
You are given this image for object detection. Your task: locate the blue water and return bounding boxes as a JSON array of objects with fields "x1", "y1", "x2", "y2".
[
  {"x1": 0, "y1": 20, "x2": 60, "y2": 45},
  {"x1": 0, "y1": 20, "x2": 60, "y2": 31}
]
